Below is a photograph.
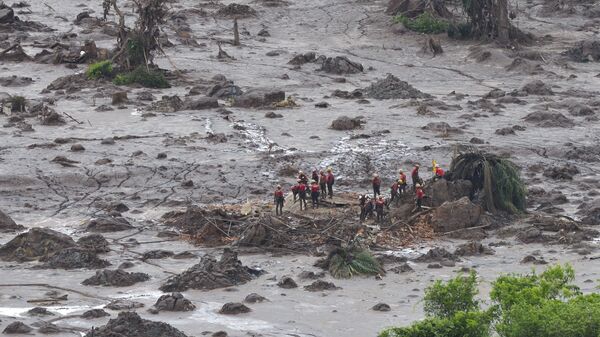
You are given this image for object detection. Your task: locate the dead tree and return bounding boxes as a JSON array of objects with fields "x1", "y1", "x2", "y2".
[
  {"x1": 102, "y1": 0, "x2": 169, "y2": 70},
  {"x1": 233, "y1": 18, "x2": 240, "y2": 46},
  {"x1": 462, "y1": 0, "x2": 523, "y2": 43}
]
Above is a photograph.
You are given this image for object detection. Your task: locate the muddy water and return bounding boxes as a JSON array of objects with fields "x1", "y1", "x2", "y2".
[{"x1": 1, "y1": 0, "x2": 600, "y2": 335}]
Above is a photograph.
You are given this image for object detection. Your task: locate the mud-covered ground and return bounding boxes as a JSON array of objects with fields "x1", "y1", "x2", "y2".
[{"x1": 1, "y1": 0, "x2": 600, "y2": 335}]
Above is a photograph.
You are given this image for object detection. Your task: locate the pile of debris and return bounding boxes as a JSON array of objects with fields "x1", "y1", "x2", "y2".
[
  {"x1": 85, "y1": 312, "x2": 188, "y2": 337},
  {"x1": 364, "y1": 74, "x2": 431, "y2": 99}
]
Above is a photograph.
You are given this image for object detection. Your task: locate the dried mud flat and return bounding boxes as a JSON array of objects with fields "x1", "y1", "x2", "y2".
[{"x1": 1, "y1": 0, "x2": 600, "y2": 336}]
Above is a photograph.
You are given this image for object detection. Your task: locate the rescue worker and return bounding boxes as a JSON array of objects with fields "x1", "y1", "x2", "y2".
[
  {"x1": 298, "y1": 171, "x2": 309, "y2": 185},
  {"x1": 398, "y1": 170, "x2": 407, "y2": 194},
  {"x1": 311, "y1": 169, "x2": 319, "y2": 184},
  {"x1": 291, "y1": 180, "x2": 299, "y2": 202},
  {"x1": 375, "y1": 196, "x2": 385, "y2": 222},
  {"x1": 411, "y1": 164, "x2": 422, "y2": 190},
  {"x1": 359, "y1": 194, "x2": 367, "y2": 221},
  {"x1": 372, "y1": 173, "x2": 381, "y2": 198},
  {"x1": 390, "y1": 179, "x2": 399, "y2": 204},
  {"x1": 297, "y1": 181, "x2": 308, "y2": 210},
  {"x1": 274, "y1": 185, "x2": 285, "y2": 215},
  {"x1": 310, "y1": 180, "x2": 320, "y2": 208},
  {"x1": 319, "y1": 171, "x2": 327, "y2": 200},
  {"x1": 326, "y1": 167, "x2": 335, "y2": 198},
  {"x1": 364, "y1": 196, "x2": 374, "y2": 219},
  {"x1": 433, "y1": 163, "x2": 445, "y2": 181},
  {"x1": 415, "y1": 183, "x2": 425, "y2": 211}
]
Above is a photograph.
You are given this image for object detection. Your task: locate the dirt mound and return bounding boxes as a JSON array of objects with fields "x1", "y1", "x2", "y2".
[
  {"x1": 422, "y1": 122, "x2": 464, "y2": 134},
  {"x1": 39, "y1": 247, "x2": 111, "y2": 269},
  {"x1": 432, "y1": 197, "x2": 483, "y2": 233},
  {"x1": 372, "y1": 302, "x2": 391, "y2": 311},
  {"x1": 153, "y1": 293, "x2": 196, "y2": 312},
  {"x1": 215, "y1": 3, "x2": 256, "y2": 18},
  {"x1": 81, "y1": 309, "x2": 110, "y2": 319},
  {"x1": 160, "y1": 248, "x2": 262, "y2": 292},
  {"x1": 0, "y1": 209, "x2": 24, "y2": 232},
  {"x1": 150, "y1": 95, "x2": 184, "y2": 112},
  {"x1": 304, "y1": 280, "x2": 340, "y2": 291},
  {"x1": 0, "y1": 228, "x2": 76, "y2": 262},
  {"x1": 82, "y1": 269, "x2": 150, "y2": 287},
  {"x1": 523, "y1": 111, "x2": 574, "y2": 127},
  {"x1": 364, "y1": 74, "x2": 430, "y2": 99},
  {"x1": 77, "y1": 234, "x2": 110, "y2": 253},
  {"x1": 415, "y1": 247, "x2": 457, "y2": 262},
  {"x1": 320, "y1": 56, "x2": 363, "y2": 74},
  {"x1": 389, "y1": 263, "x2": 414, "y2": 273},
  {"x1": 244, "y1": 293, "x2": 268, "y2": 303},
  {"x1": 277, "y1": 276, "x2": 298, "y2": 289},
  {"x1": 330, "y1": 116, "x2": 365, "y2": 130},
  {"x1": 543, "y1": 164, "x2": 579, "y2": 180},
  {"x1": 453, "y1": 241, "x2": 495, "y2": 256},
  {"x1": 84, "y1": 311, "x2": 188, "y2": 337},
  {"x1": 142, "y1": 250, "x2": 175, "y2": 260},
  {"x1": 565, "y1": 40, "x2": 600, "y2": 62},
  {"x1": 3, "y1": 321, "x2": 32, "y2": 334},
  {"x1": 85, "y1": 215, "x2": 134, "y2": 232},
  {"x1": 232, "y1": 89, "x2": 285, "y2": 108},
  {"x1": 521, "y1": 80, "x2": 554, "y2": 95},
  {"x1": 288, "y1": 52, "x2": 316, "y2": 65},
  {"x1": 298, "y1": 271, "x2": 325, "y2": 280},
  {"x1": 219, "y1": 302, "x2": 251, "y2": 315}
]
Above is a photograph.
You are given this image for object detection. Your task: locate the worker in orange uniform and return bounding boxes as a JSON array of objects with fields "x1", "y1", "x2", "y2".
[
  {"x1": 415, "y1": 183, "x2": 425, "y2": 211},
  {"x1": 274, "y1": 185, "x2": 285, "y2": 215}
]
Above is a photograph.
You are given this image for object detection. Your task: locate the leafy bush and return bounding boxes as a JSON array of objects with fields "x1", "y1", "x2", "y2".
[
  {"x1": 379, "y1": 311, "x2": 492, "y2": 337},
  {"x1": 113, "y1": 66, "x2": 170, "y2": 88},
  {"x1": 327, "y1": 247, "x2": 384, "y2": 279},
  {"x1": 379, "y1": 265, "x2": 600, "y2": 337},
  {"x1": 394, "y1": 12, "x2": 449, "y2": 34},
  {"x1": 86, "y1": 60, "x2": 114, "y2": 79},
  {"x1": 424, "y1": 271, "x2": 480, "y2": 318}
]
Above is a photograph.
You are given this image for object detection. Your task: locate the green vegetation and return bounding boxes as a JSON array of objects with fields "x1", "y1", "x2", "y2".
[
  {"x1": 449, "y1": 152, "x2": 526, "y2": 214},
  {"x1": 113, "y1": 66, "x2": 170, "y2": 88},
  {"x1": 327, "y1": 247, "x2": 383, "y2": 279},
  {"x1": 86, "y1": 60, "x2": 114, "y2": 79},
  {"x1": 379, "y1": 265, "x2": 600, "y2": 337},
  {"x1": 393, "y1": 12, "x2": 449, "y2": 34}
]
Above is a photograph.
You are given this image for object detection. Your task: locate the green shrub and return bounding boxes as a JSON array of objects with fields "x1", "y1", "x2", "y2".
[
  {"x1": 379, "y1": 311, "x2": 492, "y2": 337},
  {"x1": 327, "y1": 247, "x2": 384, "y2": 279},
  {"x1": 424, "y1": 271, "x2": 480, "y2": 318},
  {"x1": 113, "y1": 66, "x2": 170, "y2": 88},
  {"x1": 86, "y1": 60, "x2": 113, "y2": 79},
  {"x1": 394, "y1": 12, "x2": 449, "y2": 34}
]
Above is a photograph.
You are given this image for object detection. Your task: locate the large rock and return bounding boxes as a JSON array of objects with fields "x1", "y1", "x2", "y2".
[
  {"x1": 82, "y1": 269, "x2": 150, "y2": 287},
  {"x1": 232, "y1": 89, "x2": 285, "y2": 108},
  {"x1": 424, "y1": 179, "x2": 472, "y2": 207},
  {"x1": 219, "y1": 302, "x2": 251, "y2": 315},
  {"x1": 40, "y1": 247, "x2": 110, "y2": 269},
  {"x1": 183, "y1": 97, "x2": 219, "y2": 110},
  {"x1": 77, "y1": 234, "x2": 110, "y2": 253},
  {"x1": 3, "y1": 321, "x2": 32, "y2": 334},
  {"x1": 84, "y1": 311, "x2": 188, "y2": 337},
  {"x1": 320, "y1": 56, "x2": 363, "y2": 74},
  {"x1": 432, "y1": 197, "x2": 482, "y2": 233},
  {"x1": 153, "y1": 293, "x2": 196, "y2": 312},
  {"x1": 0, "y1": 228, "x2": 76, "y2": 262},
  {"x1": 0, "y1": 209, "x2": 24, "y2": 232},
  {"x1": 85, "y1": 215, "x2": 134, "y2": 232},
  {"x1": 207, "y1": 81, "x2": 243, "y2": 99},
  {"x1": 330, "y1": 116, "x2": 364, "y2": 130},
  {"x1": 453, "y1": 241, "x2": 495, "y2": 256},
  {"x1": 160, "y1": 248, "x2": 262, "y2": 292}
]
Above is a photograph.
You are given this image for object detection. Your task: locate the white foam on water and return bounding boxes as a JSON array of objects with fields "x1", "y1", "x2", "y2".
[
  {"x1": 0, "y1": 305, "x2": 96, "y2": 318},
  {"x1": 190, "y1": 302, "x2": 273, "y2": 331}
]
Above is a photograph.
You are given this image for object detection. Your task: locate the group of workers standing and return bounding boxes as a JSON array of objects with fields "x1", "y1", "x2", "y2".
[{"x1": 273, "y1": 163, "x2": 446, "y2": 220}]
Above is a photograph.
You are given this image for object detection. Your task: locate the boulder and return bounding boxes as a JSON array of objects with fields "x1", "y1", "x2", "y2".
[
  {"x1": 277, "y1": 276, "x2": 298, "y2": 289},
  {"x1": 153, "y1": 293, "x2": 196, "y2": 312},
  {"x1": 207, "y1": 82, "x2": 243, "y2": 99},
  {"x1": 0, "y1": 209, "x2": 24, "y2": 232},
  {"x1": 83, "y1": 312, "x2": 188, "y2": 337},
  {"x1": 288, "y1": 52, "x2": 316, "y2": 65},
  {"x1": 232, "y1": 89, "x2": 285, "y2": 108},
  {"x1": 183, "y1": 97, "x2": 219, "y2": 110},
  {"x1": 453, "y1": 241, "x2": 495, "y2": 256},
  {"x1": 415, "y1": 247, "x2": 457, "y2": 263},
  {"x1": 82, "y1": 269, "x2": 150, "y2": 287},
  {"x1": 3, "y1": 322, "x2": 32, "y2": 334},
  {"x1": 372, "y1": 303, "x2": 391, "y2": 312},
  {"x1": 81, "y1": 309, "x2": 110, "y2": 319},
  {"x1": 0, "y1": 228, "x2": 76, "y2": 262},
  {"x1": 424, "y1": 179, "x2": 472, "y2": 207},
  {"x1": 39, "y1": 247, "x2": 111, "y2": 269},
  {"x1": 219, "y1": 302, "x2": 251, "y2": 315},
  {"x1": 330, "y1": 116, "x2": 364, "y2": 130},
  {"x1": 320, "y1": 56, "x2": 363, "y2": 74},
  {"x1": 85, "y1": 215, "x2": 134, "y2": 232},
  {"x1": 431, "y1": 197, "x2": 482, "y2": 233},
  {"x1": 26, "y1": 307, "x2": 54, "y2": 316},
  {"x1": 244, "y1": 293, "x2": 268, "y2": 303},
  {"x1": 304, "y1": 280, "x2": 340, "y2": 291}
]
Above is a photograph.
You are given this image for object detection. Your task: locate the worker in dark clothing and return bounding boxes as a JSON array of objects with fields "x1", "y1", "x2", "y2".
[
  {"x1": 319, "y1": 171, "x2": 327, "y2": 200},
  {"x1": 411, "y1": 165, "x2": 422, "y2": 191},
  {"x1": 364, "y1": 197, "x2": 374, "y2": 219},
  {"x1": 298, "y1": 171, "x2": 309, "y2": 185},
  {"x1": 398, "y1": 170, "x2": 407, "y2": 195},
  {"x1": 291, "y1": 181, "x2": 299, "y2": 202},
  {"x1": 312, "y1": 169, "x2": 319, "y2": 184},
  {"x1": 390, "y1": 179, "x2": 399, "y2": 205},
  {"x1": 326, "y1": 167, "x2": 335, "y2": 198},
  {"x1": 297, "y1": 182, "x2": 308, "y2": 210},
  {"x1": 375, "y1": 196, "x2": 385, "y2": 222},
  {"x1": 372, "y1": 173, "x2": 381, "y2": 198},
  {"x1": 274, "y1": 185, "x2": 285, "y2": 215},
  {"x1": 359, "y1": 194, "x2": 367, "y2": 221},
  {"x1": 415, "y1": 183, "x2": 425, "y2": 211},
  {"x1": 310, "y1": 180, "x2": 320, "y2": 208}
]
